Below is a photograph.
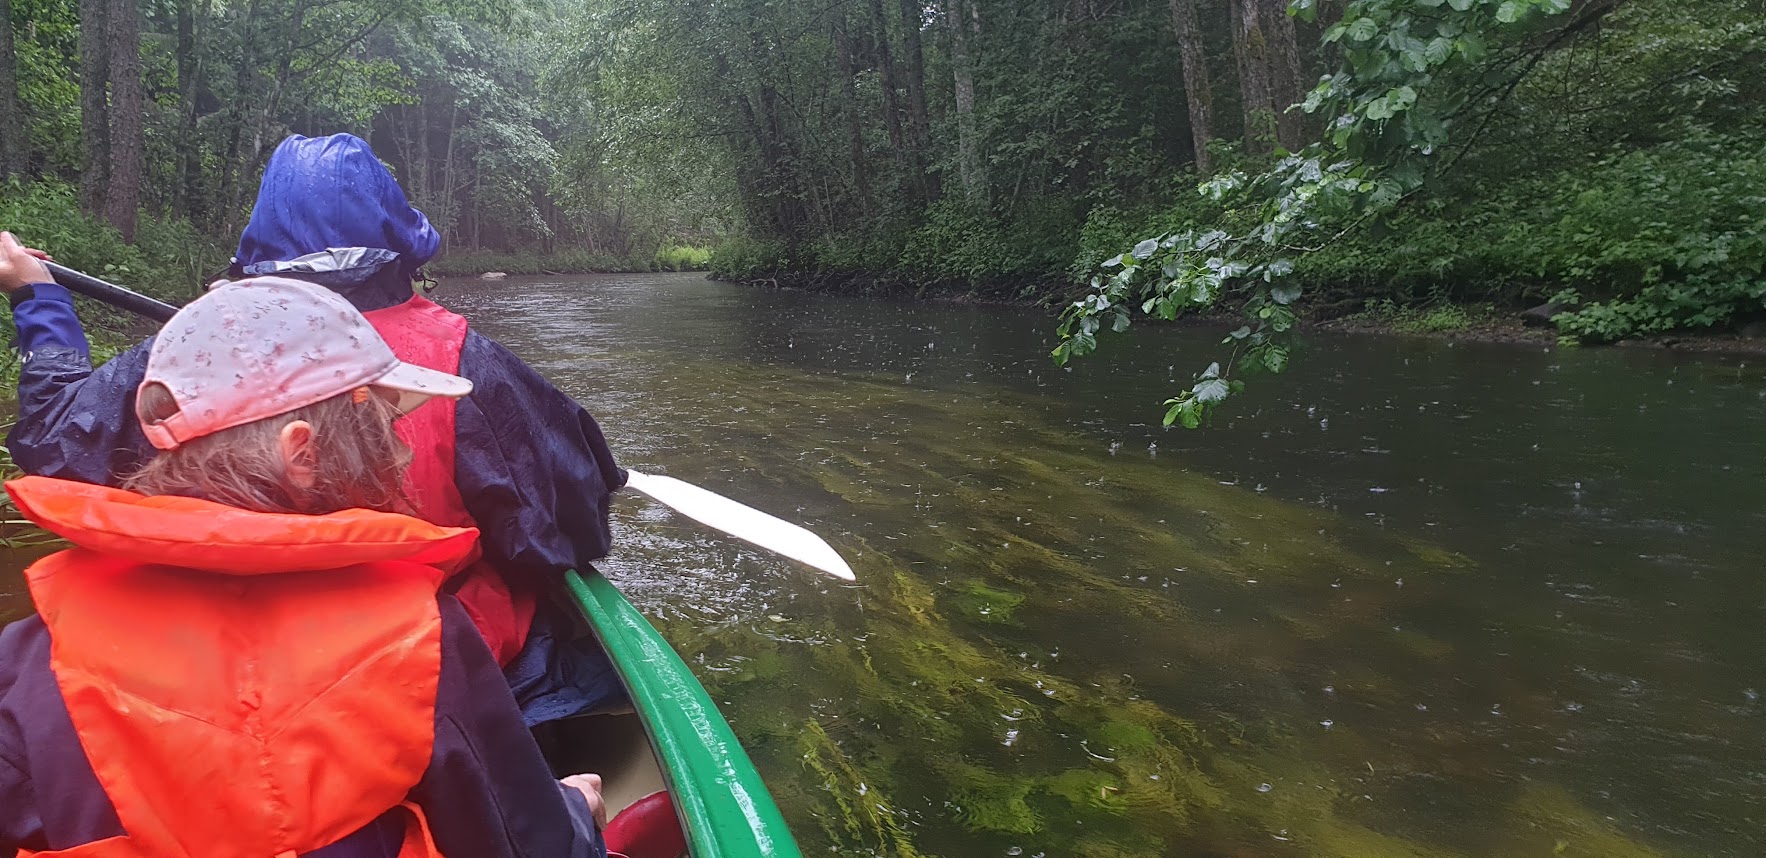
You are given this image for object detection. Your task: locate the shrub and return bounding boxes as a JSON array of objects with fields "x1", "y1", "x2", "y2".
[
  {"x1": 709, "y1": 237, "x2": 790, "y2": 279},
  {"x1": 653, "y1": 244, "x2": 713, "y2": 271}
]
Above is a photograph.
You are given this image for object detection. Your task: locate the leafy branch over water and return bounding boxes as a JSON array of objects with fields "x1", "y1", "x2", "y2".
[{"x1": 1052, "y1": 0, "x2": 1615, "y2": 427}]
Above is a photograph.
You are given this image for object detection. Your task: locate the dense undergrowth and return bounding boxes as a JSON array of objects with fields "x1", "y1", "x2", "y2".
[
  {"x1": 0, "y1": 179, "x2": 222, "y2": 356},
  {"x1": 712, "y1": 128, "x2": 1766, "y2": 343}
]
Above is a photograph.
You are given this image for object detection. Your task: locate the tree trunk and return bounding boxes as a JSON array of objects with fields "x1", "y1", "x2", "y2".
[
  {"x1": 948, "y1": 0, "x2": 985, "y2": 203},
  {"x1": 174, "y1": 0, "x2": 206, "y2": 219},
  {"x1": 414, "y1": 93, "x2": 431, "y2": 217},
  {"x1": 441, "y1": 103, "x2": 462, "y2": 243},
  {"x1": 866, "y1": 0, "x2": 907, "y2": 161},
  {"x1": 898, "y1": 0, "x2": 934, "y2": 200},
  {"x1": 103, "y1": 0, "x2": 144, "y2": 239},
  {"x1": 0, "y1": 0, "x2": 27, "y2": 177},
  {"x1": 1166, "y1": 0, "x2": 1215, "y2": 174},
  {"x1": 219, "y1": 0, "x2": 261, "y2": 234},
  {"x1": 834, "y1": 22, "x2": 871, "y2": 217},
  {"x1": 1229, "y1": 0, "x2": 1275, "y2": 154},
  {"x1": 78, "y1": 0, "x2": 109, "y2": 214},
  {"x1": 1260, "y1": 0, "x2": 1306, "y2": 150}
]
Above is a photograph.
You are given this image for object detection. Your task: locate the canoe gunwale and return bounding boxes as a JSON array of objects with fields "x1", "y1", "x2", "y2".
[{"x1": 565, "y1": 568, "x2": 802, "y2": 858}]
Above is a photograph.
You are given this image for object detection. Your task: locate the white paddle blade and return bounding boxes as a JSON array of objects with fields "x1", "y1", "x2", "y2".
[{"x1": 623, "y1": 470, "x2": 856, "y2": 581}]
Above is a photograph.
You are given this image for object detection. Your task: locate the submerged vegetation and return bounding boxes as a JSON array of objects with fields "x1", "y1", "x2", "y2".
[{"x1": 587, "y1": 349, "x2": 1683, "y2": 858}]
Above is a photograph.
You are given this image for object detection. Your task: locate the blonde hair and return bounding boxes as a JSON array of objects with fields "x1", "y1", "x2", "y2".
[{"x1": 124, "y1": 385, "x2": 413, "y2": 515}]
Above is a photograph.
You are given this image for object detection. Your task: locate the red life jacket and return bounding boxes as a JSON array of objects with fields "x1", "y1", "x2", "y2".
[
  {"x1": 4, "y1": 476, "x2": 480, "y2": 858},
  {"x1": 362, "y1": 295, "x2": 535, "y2": 666}
]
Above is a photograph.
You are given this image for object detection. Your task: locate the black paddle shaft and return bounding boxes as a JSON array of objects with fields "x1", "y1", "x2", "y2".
[{"x1": 45, "y1": 261, "x2": 182, "y2": 323}]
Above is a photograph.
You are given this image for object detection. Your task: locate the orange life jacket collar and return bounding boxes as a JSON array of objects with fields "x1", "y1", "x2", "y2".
[{"x1": 4, "y1": 475, "x2": 479, "y2": 575}]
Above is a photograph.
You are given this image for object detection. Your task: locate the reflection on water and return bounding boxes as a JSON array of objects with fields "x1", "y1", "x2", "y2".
[{"x1": 6, "y1": 272, "x2": 1764, "y2": 856}]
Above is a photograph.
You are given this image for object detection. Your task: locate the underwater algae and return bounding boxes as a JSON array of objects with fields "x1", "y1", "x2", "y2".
[{"x1": 602, "y1": 355, "x2": 1693, "y2": 857}]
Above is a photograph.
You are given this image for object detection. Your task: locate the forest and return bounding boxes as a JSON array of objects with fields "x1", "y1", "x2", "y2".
[{"x1": 1, "y1": 0, "x2": 1763, "y2": 366}]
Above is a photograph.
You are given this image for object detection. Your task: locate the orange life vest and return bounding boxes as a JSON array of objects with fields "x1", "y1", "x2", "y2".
[
  {"x1": 5, "y1": 476, "x2": 480, "y2": 858},
  {"x1": 362, "y1": 295, "x2": 534, "y2": 666}
]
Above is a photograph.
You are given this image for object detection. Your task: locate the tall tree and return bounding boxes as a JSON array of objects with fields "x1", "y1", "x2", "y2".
[
  {"x1": 1229, "y1": 0, "x2": 1275, "y2": 153},
  {"x1": 103, "y1": 0, "x2": 144, "y2": 239},
  {"x1": 834, "y1": 21, "x2": 872, "y2": 215},
  {"x1": 1260, "y1": 0, "x2": 1306, "y2": 149},
  {"x1": 948, "y1": 0, "x2": 984, "y2": 203},
  {"x1": 77, "y1": 0, "x2": 108, "y2": 214},
  {"x1": 174, "y1": 0, "x2": 207, "y2": 219},
  {"x1": 0, "y1": 0, "x2": 26, "y2": 177},
  {"x1": 868, "y1": 0, "x2": 908, "y2": 167},
  {"x1": 1166, "y1": 0, "x2": 1215, "y2": 174},
  {"x1": 897, "y1": 0, "x2": 933, "y2": 200}
]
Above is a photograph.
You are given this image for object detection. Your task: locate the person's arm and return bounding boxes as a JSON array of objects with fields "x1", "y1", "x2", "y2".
[
  {"x1": 0, "y1": 232, "x2": 157, "y2": 484},
  {"x1": 413, "y1": 596, "x2": 605, "y2": 858},
  {"x1": 4, "y1": 338, "x2": 155, "y2": 485},
  {"x1": 453, "y1": 332, "x2": 626, "y2": 586},
  {"x1": 0, "y1": 231, "x2": 86, "y2": 358}
]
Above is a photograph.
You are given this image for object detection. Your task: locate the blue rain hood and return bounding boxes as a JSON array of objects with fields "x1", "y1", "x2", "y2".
[{"x1": 235, "y1": 134, "x2": 440, "y2": 275}]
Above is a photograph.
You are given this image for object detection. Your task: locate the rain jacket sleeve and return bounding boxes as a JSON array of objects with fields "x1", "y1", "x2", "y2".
[
  {"x1": 453, "y1": 331, "x2": 626, "y2": 583},
  {"x1": 5, "y1": 285, "x2": 157, "y2": 485}
]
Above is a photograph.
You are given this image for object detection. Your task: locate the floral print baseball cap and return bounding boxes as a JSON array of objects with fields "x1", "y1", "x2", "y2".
[{"x1": 138, "y1": 276, "x2": 473, "y2": 451}]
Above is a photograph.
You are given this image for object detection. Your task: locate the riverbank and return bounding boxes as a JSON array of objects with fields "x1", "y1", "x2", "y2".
[
  {"x1": 429, "y1": 245, "x2": 712, "y2": 277},
  {"x1": 708, "y1": 269, "x2": 1068, "y2": 306},
  {"x1": 712, "y1": 270, "x2": 1766, "y2": 357}
]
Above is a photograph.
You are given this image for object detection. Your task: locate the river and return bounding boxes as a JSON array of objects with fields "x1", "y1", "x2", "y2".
[{"x1": 4, "y1": 272, "x2": 1763, "y2": 857}]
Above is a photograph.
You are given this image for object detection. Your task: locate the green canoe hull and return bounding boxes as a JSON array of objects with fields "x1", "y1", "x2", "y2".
[{"x1": 565, "y1": 569, "x2": 803, "y2": 858}]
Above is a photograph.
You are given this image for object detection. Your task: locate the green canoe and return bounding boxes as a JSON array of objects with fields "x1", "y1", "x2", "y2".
[{"x1": 546, "y1": 569, "x2": 803, "y2": 858}]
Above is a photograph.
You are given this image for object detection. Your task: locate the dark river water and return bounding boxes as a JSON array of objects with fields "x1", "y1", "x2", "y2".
[{"x1": 4, "y1": 272, "x2": 1764, "y2": 857}]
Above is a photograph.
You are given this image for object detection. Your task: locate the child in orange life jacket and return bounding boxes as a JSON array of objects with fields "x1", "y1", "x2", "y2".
[
  {"x1": 0, "y1": 261, "x2": 608, "y2": 857},
  {"x1": 6, "y1": 134, "x2": 628, "y2": 728}
]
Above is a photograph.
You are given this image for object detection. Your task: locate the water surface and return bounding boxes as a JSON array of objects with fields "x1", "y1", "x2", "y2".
[{"x1": 5, "y1": 272, "x2": 1763, "y2": 857}]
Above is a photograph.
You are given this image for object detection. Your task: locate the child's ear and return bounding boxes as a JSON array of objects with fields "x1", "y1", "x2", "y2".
[{"x1": 278, "y1": 420, "x2": 318, "y2": 489}]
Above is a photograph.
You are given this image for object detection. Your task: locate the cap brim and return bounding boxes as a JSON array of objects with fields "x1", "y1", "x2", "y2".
[{"x1": 371, "y1": 361, "x2": 474, "y2": 414}]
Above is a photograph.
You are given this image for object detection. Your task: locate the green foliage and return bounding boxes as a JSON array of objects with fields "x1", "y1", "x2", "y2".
[
  {"x1": 1056, "y1": 0, "x2": 1766, "y2": 425},
  {"x1": 1057, "y1": 0, "x2": 1597, "y2": 424},
  {"x1": 1351, "y1": 298, "x2": 1484, "y2": 333},
  {"x1": 0, "y1": 179, "x2": 223, "y2": 305},
  {"x1": 1540, "y1": 136, "x2": 1766, "y2": 342},
  {"x1": 653, "y1": 244, "x2": 712, "y2": 272},
  {"x1": 11, "y1": 0, "x2": 82, "y2": 173},
  {"x1": 708, "y1": 238, "x2": 790, "y2": 281}
]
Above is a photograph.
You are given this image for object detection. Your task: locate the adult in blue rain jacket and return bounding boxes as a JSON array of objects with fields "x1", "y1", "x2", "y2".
[{"x1": 5, "y1": 133, "x2": 624, "y2": 725}]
